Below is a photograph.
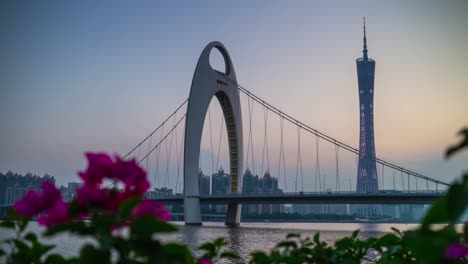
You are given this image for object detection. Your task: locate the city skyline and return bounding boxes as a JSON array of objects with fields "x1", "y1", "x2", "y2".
[{"x1": 2, "y1": 1, "x2": 467, "y2": 187}]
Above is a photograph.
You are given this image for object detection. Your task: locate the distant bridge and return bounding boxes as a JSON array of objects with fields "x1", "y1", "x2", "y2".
[
  {"x1": 150, "y1": 191, "x2": 445, "y2": 205},
  {"x1": 0, "y1": 191, "x2": 445, "y2": 210}
]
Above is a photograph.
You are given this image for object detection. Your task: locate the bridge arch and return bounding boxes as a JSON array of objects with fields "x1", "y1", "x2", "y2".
[{"x1": 183, "y1": 42, "x2": 243, "y2": 226}]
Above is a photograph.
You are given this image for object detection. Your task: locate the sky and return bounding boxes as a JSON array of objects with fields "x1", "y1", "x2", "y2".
[{"x1": 1, "y1": 0, "x2": 467, "y2": 189}]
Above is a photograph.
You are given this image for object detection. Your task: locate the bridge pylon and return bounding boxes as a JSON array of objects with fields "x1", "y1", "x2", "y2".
[{"x1": 183, "y1": 42, "x2": 243, "y2": 227}]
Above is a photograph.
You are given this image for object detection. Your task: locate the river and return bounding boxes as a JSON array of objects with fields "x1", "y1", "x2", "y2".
[{"x1": 0, "y1": 222, "x2": 419, "y2": 262}]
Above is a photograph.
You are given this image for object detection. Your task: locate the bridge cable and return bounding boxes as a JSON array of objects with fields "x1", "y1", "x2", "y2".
[
  {"x1": 145, "y1": 134, "x2": 153, "y2": 174},
  {"x1": 231, "y1": 81, "x2": 243, "y2": 193},
  {"x1": 315, "y1": 136, "x2": 322, "y2": 192},
  {"x1": 138, "y1": 114, "x2": 186, "y2": 165},
  {"x1": 208, "y1": 104, "x2": 215, "y2": 174},
  {"x1": 401, "y1": 171, "x2": 405, "y2": 192},
  {"x1": 381, "y1": 163, "x2": 385, "y2": 190},
  {"x1": 137, "y1": 145, "x2": 142, "y2": 163},
  {"x1": 296, "y1": 126, "x2": 304, "y2": 192},
  {"x1": 246, "y1": 96, "x2": 256, "y2": 174},
  {"x1": 215, "y1": 112, "x2": 224, "y2": 171},
  {"x1": 377, "y1": 163, "x2": 381, "y2": 190},
  {"x1": 261, "y1": 106, "x2": 270, "y2": 176},
  {"x1": 335, "y1": 144, "x2": 340, "y2": 192},
  {"x1": 224, "y1": 77, "x2": 449, "y2": 186},
  {"x1": 294, "y1": 127, "x2": 300, "y2": 192},
  {"x1": 123, "y1": 98, "x2": 188, "y2": 160},
  {"x1": 277, "y1": 117, "x2": 287, "y2": 192},
  {"x1": 154, "y1": 124, "x2": 165, "y2": 188},
  {"x1": 245, "y1": 97, "x2": 252, "y2": 172},
  {"x1": 407, "y1": 173, "x2": 410, "y2": 192},
  {"x1": 164, "y1": 114, "x2": 177, "y2": 187},
  {"x1": 173, "y1": 118, "x2": 180, "y2": 192},
  {"x1": 176, "y1": 128, "x2": 185, "y2": 194}
]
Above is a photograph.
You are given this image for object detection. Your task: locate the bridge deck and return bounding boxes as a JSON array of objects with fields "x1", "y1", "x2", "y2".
[
  {"x1": 0, "y1": 192, "x2": 444, "y2": 208},
  {"x1": 151, "y1": 191, "x2": 444, "y2": 205}
]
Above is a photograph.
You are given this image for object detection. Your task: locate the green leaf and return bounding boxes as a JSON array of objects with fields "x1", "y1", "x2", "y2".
[
  {"x1": 250, "y1": 251, "x2": 270, "y2": 263},
  {"x1": 286, "y1": 233, "x2": 300, "y2": 239},
  {"x1": 163, "y1": 243, "x2": 193, "y2": 263},
  {"x1": 199, "y1": 242, "x2": 216, "y2": 258},
  {"x1": 403, "y1": 228, "x2": 459, "y2": 264},
  {"x1": 45, "y1": 254, "x2": 67, "y2": 264},
  {"x1": 313, "y1": 233, "x2": 320, "y2": 244},
  {"x1": 130, "y1": 216, "x2": 177, "y2": 239},
  {"x1": 351, "y1": 229, "x2": 360, "y2": 239},
  {"x1": 0, "y1": 221, "x2": 15, "y2": 230},
  {"x1": 421, "y1": 197, "x2": 450, "y2": 227},
  {"x1": 335, "y1": 237, "x2": 354, "y2": 250},
  {"x1": 276, "y1": 241, "x2": 298, "y2": 250},
  {"x1": 390, "y1": 227, "x2": 402, "y2": 236},
  {"x1": 445, "y1": 128, "x2": 468, "y2": 158},
  {"x1": 67, "y1": 199, "x2": 81, "y2": 218},
  {"x1": 79, "y1": 244, "x2": 110, "y2": 263},
  {"x1": 118, "y1": 196, "x2": 142, "y2": 220},
  {"x1": 464, "y1": 222, "x2": 468, "y2": 243},
  {"x1": 278, "y1": 255, "x2": 301, "y2": 264},
  {"x1": 213, "y1": 237, "x2": 226, "y2": 248},
  {"x1": 423, "y1": 176, "x2": 467, "y2": 227},
  {"x1": 164, "y1": 243, "x2": 191, "y2": 256},
  {"x1": 377, "y1": 234, "x2": 400, "y2": 247},
  {"x1": 24, "y1": 233, "x2": 38, "y2": 243}
]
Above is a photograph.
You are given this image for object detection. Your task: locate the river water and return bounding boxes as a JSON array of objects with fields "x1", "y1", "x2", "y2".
[{"x1": 0, "y1": 222, "x2": 419, "y2": 262}]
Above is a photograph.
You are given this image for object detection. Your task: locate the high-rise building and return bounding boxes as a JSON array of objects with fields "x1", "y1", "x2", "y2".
[
  {"x1": 242, "y1": 169, "x2": 259, "y2": 193},
  {"x1": 258, "y1": 171, "x2": 283, "y2": 215},
  {"x1": 211, "y1": 167, "x2": 230, "y2": 213},
  {"x1": 211, "y1": 167, "x2": 230, "y2": 195},
  {"x1": 59, "y1": 182, "x2": 83, "y2": 202},
  {"x1": 355, "y1": 18, "x2": 380, "y2": 215},
  {"x1": 0, "y1": 171, "x2": 55, "y2": 216},
  {"x1": 198, "y1": 169, "x2": 210, "y2": 196},
  {"x1": 198, "y1": 169, "x2": 211, "y2": 212},
  {"x1": 242, "y1": 169, "x2": 259, "y2": 215}
]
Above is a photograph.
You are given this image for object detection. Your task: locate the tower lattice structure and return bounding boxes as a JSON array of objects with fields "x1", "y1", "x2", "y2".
[{"x1": 355, "y1": 19, "x2": 380, "y2": 215}]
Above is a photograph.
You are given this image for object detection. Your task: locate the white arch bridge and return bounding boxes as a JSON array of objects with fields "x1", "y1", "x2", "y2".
[{"x1": 118, "y1": 42, "x2": 449, "y2": 227}]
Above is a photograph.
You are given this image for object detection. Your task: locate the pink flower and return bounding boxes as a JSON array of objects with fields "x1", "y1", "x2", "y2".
[
  {"x1": 14, "y1": 190, "x2": 42, "y2": 216},
  {"x1": 38, "y1": 201, "x2": 70, "y2": 228},
  {"x1": 446, "y1": 243, "x2": 468, "y2": 259},
  {"x1": 200, "y1": 258, "x2": 212, "y2": 264},
  {"x1": 76, "y1": 185, "x2": 122, "y2": 212},
  {"x1": 132, "y1": 200, "x2": 170, "y2": 221},
  {"x1": 113, "y1": 157, "x2": 150, "y2": 196},
  {"x1": 78, "y1": 152, "x2": 114, "y2": 186},
  {"x1": 14, "y1": 181, "x2": 61, "y2": 217}
]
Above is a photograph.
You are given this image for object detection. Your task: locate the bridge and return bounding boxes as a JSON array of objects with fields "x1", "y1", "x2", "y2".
[
  {"x1": 112, "y1": 41, "x2": 450, "y2": 227},
  {"x1": 150, "y1": 191, "x2": 444, "y2": 205},
  {"x1": 0, "y1": 191, "x2": 445, "y2": 209}
]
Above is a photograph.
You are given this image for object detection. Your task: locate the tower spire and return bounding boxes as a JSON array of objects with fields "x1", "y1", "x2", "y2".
[{"x1": 363, "y1": 17, "x2": 368, "y2": 60}]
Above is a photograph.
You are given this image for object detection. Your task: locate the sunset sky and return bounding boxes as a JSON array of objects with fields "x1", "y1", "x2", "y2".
[{"x1": 2, "y1": 1, "x2": 467, "y2": 189}]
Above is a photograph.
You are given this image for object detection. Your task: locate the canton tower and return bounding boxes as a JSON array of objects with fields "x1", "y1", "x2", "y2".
[{"x1": 356, "y1": 18, "x2": 379, "y2": 198}]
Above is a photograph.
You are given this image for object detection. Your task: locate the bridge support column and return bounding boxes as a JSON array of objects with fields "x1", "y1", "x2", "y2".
[
  {"x1": 225, "y1": 203, "x2": 241, "y2": 227},
  {"x1": 185, "y1": 197, "x2": 202, "y2": 225}
]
